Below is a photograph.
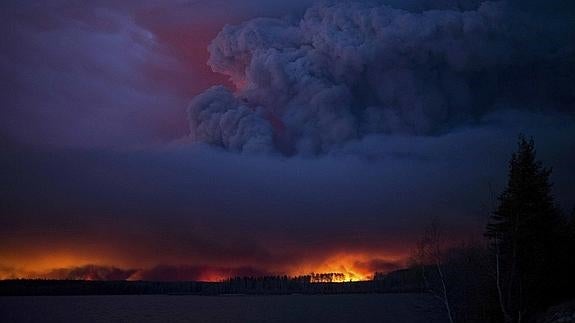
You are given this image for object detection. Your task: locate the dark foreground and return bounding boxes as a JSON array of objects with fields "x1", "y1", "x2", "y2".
[
  {"x1": 0, "y1": 274, "x2": 423, "y2": 296},
  {"x1": 0, "y1": 294, "x2": 446, "y2": 323}
]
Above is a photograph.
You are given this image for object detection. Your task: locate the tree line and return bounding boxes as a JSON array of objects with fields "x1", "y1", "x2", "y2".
[{"x1": 409, "y1": 136, "x2": 575, "y2": 323}]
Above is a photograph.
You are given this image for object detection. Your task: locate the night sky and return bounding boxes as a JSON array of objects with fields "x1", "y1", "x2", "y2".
[{"x1": 1, "y1": 0, "x2": 574, "y2": 281}]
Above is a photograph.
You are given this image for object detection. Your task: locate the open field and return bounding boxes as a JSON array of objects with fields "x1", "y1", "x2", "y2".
[{"x1": 0, "y1": 293, "x2": 447, "y2": 323}]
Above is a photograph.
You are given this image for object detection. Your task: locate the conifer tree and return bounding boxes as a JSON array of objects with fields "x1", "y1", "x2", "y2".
[{"x1": 486, "y1": 136, "x2": 560, "y2": 322}]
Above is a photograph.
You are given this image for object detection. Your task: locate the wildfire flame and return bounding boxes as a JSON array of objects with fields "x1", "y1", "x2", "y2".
[{"x1": 1, "y1": 251, "x2": 404, "y2": 282}]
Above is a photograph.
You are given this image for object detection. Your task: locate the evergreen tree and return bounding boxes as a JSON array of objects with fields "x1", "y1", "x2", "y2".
[{"x1": 486, "y1": 136, "x2": 562, "y2": 322}]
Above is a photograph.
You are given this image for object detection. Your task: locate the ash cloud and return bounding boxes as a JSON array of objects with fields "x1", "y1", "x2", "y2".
[
  {"x1": 129, "y1": 265, "x2": 273, "y2": 282},
  {"x1": 2, "y1": 112, "x2": 574, "y2": 276},
  {"x1": 0, "y1": 4, "x2": 191, "y2": 148},
  {"x1": 0, "y1": 0, "x2": 315, "y2": 149},
  {"x1": 189, "y1": 0, "x2": 575, "y2": 155},
  {"x1": 1, "y1": 0, "x2": 574, "y2": 279},
  {"x1": 0, "y1": 264, "x2": 272, "y2": 281},
  {"x1": 44, "y1": 265, "x2": 137, "y2": 281},
  {"x1": 354, "y1": 259, "x2": 402, "y2": 274}
]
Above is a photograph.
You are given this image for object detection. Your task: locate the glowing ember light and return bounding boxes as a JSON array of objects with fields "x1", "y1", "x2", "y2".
[
  {"x1": 288, "y1": 252, "x2": 405, "y2": 282},
  {"x1": 1, "y1": 249, "x2": 406, "y2": 282}
]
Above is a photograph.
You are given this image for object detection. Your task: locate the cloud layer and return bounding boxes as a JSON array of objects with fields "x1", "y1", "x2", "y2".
[
  {"x1": 0, "y1": 0, "x2": 313, "y2": 149},
  {"x1": 189, "y1": 0, "x2": 574, "y2": 155},
  {"x1": 2, "y1": 109, "x2": 574, "y2": 279},
  {"x1": 1, "y1": 0, "x2": 574, "y2": 280}
]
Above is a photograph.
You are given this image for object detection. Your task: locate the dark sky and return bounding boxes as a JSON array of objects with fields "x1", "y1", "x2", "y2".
[{"x1": 1, "y1": 0, "x2": 574, "y2": 281}]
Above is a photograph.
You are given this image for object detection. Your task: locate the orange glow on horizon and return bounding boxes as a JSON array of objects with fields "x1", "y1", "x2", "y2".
[
  {"x1": 1, "y1": 250, "x2": 407, "y2": 282},
  {"x1": 0, "y1": 250, "x2": 129, "y2": 280},
  {"x1": 286, "y1": 252, "x2": 405, "y2": 282}
]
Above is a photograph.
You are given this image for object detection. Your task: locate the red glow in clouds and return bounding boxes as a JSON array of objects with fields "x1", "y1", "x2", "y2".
[{"x1": 0, "y1": 250, "x2": 405, "y2": 282}]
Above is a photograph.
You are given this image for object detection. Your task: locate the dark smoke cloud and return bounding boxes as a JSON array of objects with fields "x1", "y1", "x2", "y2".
[
  {"x1": 130, "y1": 265, "x2": 272, "y2": 281},
  {"x1": 0, "y1": 0, "x2": 315, "y2": 149},
  {"x1": 44, "y1": 265, "x2": 137, "y2": 281},
  {"x1": 1, "y1": 0, "x2": 574, "y2": 279},
  {"x1": 189, "y1": 0, "x2": 575, "y2": 155},
  {"x1": 1, "y1": 110, "x2": 574, "y2": 275},
  {"x1": 354, "y1": 259, "x2": 402, "y2": 273},
  {"x1": 0, "y1": 264, "x2": 272, "y2": 281},
  {"x1": 0, "y1": 4, "x2": 191, "y2": 148}
]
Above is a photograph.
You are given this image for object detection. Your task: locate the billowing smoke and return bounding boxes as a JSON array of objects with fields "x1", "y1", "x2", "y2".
[
  {"x1": 0, "y1": 264, "x2": 271, "y2": 282},
  {"x1": 45, "y1": 265, "x2": 137, "y2": 281},
  {"x1": 188, "y1": 0, "x2": 574, "y2": 155}
]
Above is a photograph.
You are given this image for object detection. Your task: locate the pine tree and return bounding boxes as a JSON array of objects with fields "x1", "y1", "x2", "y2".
[{"x1": 486, "y1": 136, "x2": 561, "y2": 322}]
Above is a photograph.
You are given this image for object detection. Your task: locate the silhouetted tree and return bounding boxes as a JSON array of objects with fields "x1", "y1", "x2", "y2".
[
  {"x1": 485, "y1": 136, "x2": 564, "y2": 322},
  {"x1": 414, "y1": 218, "x2": 455, "y2": 323}
]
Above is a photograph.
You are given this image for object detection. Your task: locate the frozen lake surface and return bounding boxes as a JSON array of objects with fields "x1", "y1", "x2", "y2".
[{"x1": 0, "y1": 293, "x2": 447, "y2": 322}]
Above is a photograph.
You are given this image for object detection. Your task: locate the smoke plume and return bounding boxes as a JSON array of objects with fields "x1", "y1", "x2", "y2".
[{"x1": 188, "y1": 0, "x2": 574, "y2": 155}]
